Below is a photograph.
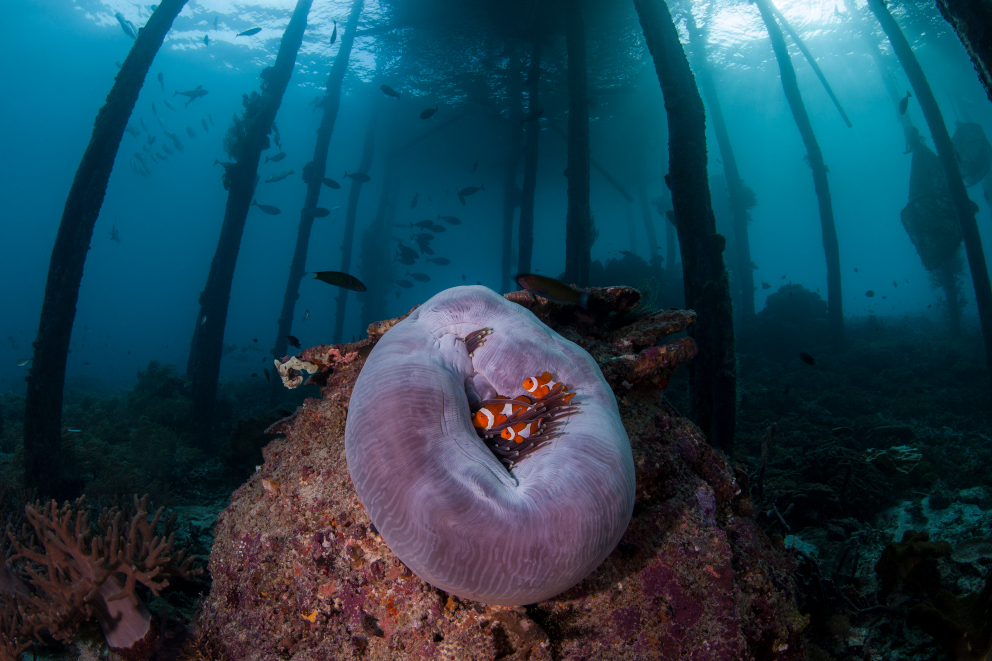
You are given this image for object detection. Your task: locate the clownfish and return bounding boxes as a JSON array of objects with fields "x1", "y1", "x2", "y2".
[
  {"x1": 472, "y1": 401, "x2": 507, "y2": 431},
  {"x1": 501, "y1": 419, "x2": 542, "y2": 442},
  {"x1": 522, "y1": 372, "x2": 576, "y2": 402},
  {"x1": 498, "y1": 395, "x2": 531, "y2": 417}
]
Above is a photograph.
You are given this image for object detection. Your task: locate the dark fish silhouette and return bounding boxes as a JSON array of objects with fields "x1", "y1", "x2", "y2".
[
  {"x1": 311, "y1": 271, "x2": 367, "y2": 291},
  {"x1": 412, "y1": 220, "x2": 433, "y2": 229},
  {"x1": 899, "y1": 90, "x2": 912, "y2": 115},
  {"x1": 151, "y1": 101, "x2": 157, "y2": 115},
  {"x1": 516, "y1": 273, "x2": 589, "y2": 308},
  {"x1": 163, "y1": 99, "x2": 174, "y2": 110},
  {"x1": 395, "y1": 279, "x2": 414, "y2": 288},
  {"x1": 420, "y1": 104, "x2": 438, "y2": 120},
  {"x1": 427, "y1": 224, "x2": 446, "y2": 233},
  {"x1": 201, "y1": 118, "x2": 209, "y2": 131},
  {"x1": 322, "y1": 177, "x2": 341, "y2": 189},
  {"x1": 208, "y1": 114, "x2": 214, "y2": 126},
  {"x1": 380, "y1": 85, "x2": 400, "y2": 98},
  {"x1": 302, "y1": 207, "x2": 330, "y2": 218},
  {"x1": 457, "y1": 184, "x2": 485, "y2": 205},
  {"x1": 265, "y1": 169, "x2": 294, "y2": 183},
  {"x1": 252, "y1": 199, "x2": 281, "y2": 215},
  {"x1": 411, "y1": 192, "x2": 419, "y2": 209},
  {"x1": 865, "y1": 290, "x2": 875, "y2": 297},
  {"x1": 266, "y1": 152, "x2": 286, "y2": 163},
  {"x1": 237, "y1": 27, "x2": 262, "y2": 36},
  {"x1": 187, "y1": 126, "x2": 196, "y2": 138},
  {"x1": 406, "y1": 271, "x2": 430, "y2": 282},
  {"x1": 799, "y1": 352, "x2": 816, "y2": 366},
  {"x1": 147, "y1": 135, "x2": 156, "y2": 145},
  {"x1": 330, "y1": 21, "x2": 337, "y2": 44},
  {"x1": 264, "y1": 368, "x2": 270, "y2": 382},
  {"x1": 287, "y1": 335, "x2": 301, "y2": 349},
  {"x1": 115, "y1": 12, "x2": 137, "y2": 39},
  {"x1": 157, "y1": 72, "x2": 164, "y2": 90},
  {"x1": 470, "y1": 161, "x2": 478, "y2": 173},
  {"x1": 204, "y1": 35, "x2": 209, "y2": 46},
  {"x1": 761, "y1": 281, "x2": 771, "y2": 289},
  {"x1": 438, "y1": 214, "x2": 461, "y2": 225},
  {"x1": 344, "y1": 170, "x2": 371, "y2": 182},
  {"x1": 427, "y1": 257, "x2": 450, "y2": 265},
  {"x1": 174, "y1": 85, "x2": 208, "y2": 108}
]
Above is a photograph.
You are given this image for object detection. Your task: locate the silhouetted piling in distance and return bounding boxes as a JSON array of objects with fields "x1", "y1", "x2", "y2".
[
  {"x1": 869, "y1": 0, "x2": 992, "y2": 403},
  {"x1": 686, "y1": 13, "x2": 756, "y2": 323},
  {"x1": 767, "y1": 0, "x2": 852, "y2": 128},
  {"x1": 563, "y1": 0, "x2": 592, "y2": 288},
  {"x1": 937, "y1": 0, "x2": 992, "y2": 104},
  {"x1": 755, "y1": 0, "x2": 844, "y2": 342},
  {"x1": 186, "y1": 0, "x2": 312, "y2": 445},
  {"x1": 501, "y1": 44, "x2": 524, "y2": 294},
  {"x1": 360, "y1": 149, "x2": 397, "y2": 329},
  {"x1": 633, "y1": 0, "x2": 737, "y2": 454},
  {"x1": 636, "y1": 178, "x2": 659, "y2": 257},
  {"x1": 23, "y1": 0, "x2": 188, "y2": 496},
  {"x1": 271, "y1": 0, "x2": 363, "y2": 376},
  {"x1": 517, "y1": 36, "x2": 542, "y2": 276},
  {"x1": 333, "y1": 96, "x2": 380, "y2": 344}
]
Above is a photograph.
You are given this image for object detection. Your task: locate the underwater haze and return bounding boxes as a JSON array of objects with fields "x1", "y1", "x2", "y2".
[{"x1": 2, "y1": 0, "x2": 990, "y2": 392}]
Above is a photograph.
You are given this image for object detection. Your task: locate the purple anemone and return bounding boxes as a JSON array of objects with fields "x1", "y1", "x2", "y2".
[{"x1": 345, "y1": 286, "x2": 635, "y2": 605}]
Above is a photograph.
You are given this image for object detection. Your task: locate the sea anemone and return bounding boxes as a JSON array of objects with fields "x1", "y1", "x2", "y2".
[{"x1": 345, "y1": 286, "x2": 635, "y2": 605}]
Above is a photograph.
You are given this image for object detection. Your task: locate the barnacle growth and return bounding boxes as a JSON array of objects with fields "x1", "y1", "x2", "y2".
[{"x1": 345, "y1": 286, "x2": 635, "y2": 605}]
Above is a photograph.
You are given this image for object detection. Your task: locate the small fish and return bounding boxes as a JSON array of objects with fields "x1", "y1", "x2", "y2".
[
  {"x1": 157, "y1": 72, "x2": 164, "y2": 90},
  {"x1": 620, "y1": 250, "x2": 634, "y2": 257},
  {"x1": 174, "y1": 85, "x2": 208, "y2": 108},
  {"x1": 516, "y1": 273, "x2": 589, "y2": 308},
  {"x1": 303, "y1": 309, "x2": 310, "y2": 322},
  {"x1": 66, "y1": 429, "x2": 82, "y2": 433},
  {"x1": 380, "y1": 84, "x2": 401, "y2": 98},
  {"x1": 187, "y1": 126, "x2": 196, "y2": 138},
  {"x1": 204, "y1": 34, "x2": 210, "y2": 46},
  {"x1": 395, "y1": 279, "x2": 414, "y2": 288},
  {"x1": 302, "y1": 207, "x2": 330, "y2": 218},
  {"x1": 214, "y1": 159, "x2": 236, "y2": 169},
  {"x1": 274, "y1": 132, "x2": 282, "y2": 149},
  {"x1": 252, "y1": 373, "x2": 257, "y2": 377},
  {"x1": 457, "y1": 184, "x2": 485, "y2": 204},
  {"x1": 147, "y1": 135, "x2": 156, "y2": 145},
  {"x1": 799, "y1": 352, "x2": 816, "y2": 365},
  {"x1": 252, "y1": 198, "x2": 282, "y2": 215},
  {"x1": 253, "y1": 338, "x2": 258, "y2": 342},
  {"x1": 899, "y1": 90, "x2": 912, "y2": 115},
  {"x1": 520, "y1": 108, "x2": 544, "y2": 125},
  {"x1": 330, "y1": 20, "x2": 337, "y2": 44},
  {"x1": 311, "y1": 271, "x2": 367, "y2": 291},
  {"x1": 761, "y1": 281, "x2": 771, "y2": 289},
  {"x1": 865, "y1": 290, "x2": 875, "y2": 297},
  {"x1": 265, "y1": 169, "x2": 295, "y2": 183},
  {"x1": 151, "y1": 102, "x2": 157, "y2": 115},
  {"x1": 854, "y1": 267, "x2": 859, "y2": 272},
  {"x1": 412, "y1": 220, "x2": 434, "y2": 229},
  {"x1": 266, "y1": 151, "x2": 287, "y2": 163},
  {"x1": 163, "y1": 99, "x2": 174, "y2": 110},
  {"x1": 201, "y1": 118, "x2": 209, "y2": 131},
  {"x1": 209, "y1": 114, "x2": 215, "y2": 126},
  {"x1": 125, "y1": 124, "x2": 140, "y2": 137},
  {"x1": 411, "y1": 192, "x2": 419, "y2": 209},
  {"x1": 115, "y1": 60, "x2": 122, "y2": 69},
  {"x1": 83, "y1": 362, "x2": 90, "y2": 365},
  {"x1": 115, "y1": 12, "x2": 137, "y2": 39},
  {"x1": 140, "y1": 117, "x2": 148, "y2": 131},
  {"x1": 286, "y1": 335, "x2": 301, "y2": 349},
  {"x1": 427, "y1": 257, "x2": 450, "y2": 265},
  {"x1": 406, "y1": 271, "x2": 430, "y2": 282},
  {"x1": 264, "y1": 368, "x2": 270, "y2": 382},
  {"x1": 344, "y1": 170, "x2": 371, "y2": 182},
  {"x1": 438, "y1": 214, "x2": 461, "y2": 225},
  {"x1": 781, "y1": 275, "x2": 786, "y2": 279},
  {"x1": 322, "y1": 177, "x2": 341, "y2": 189},
  {"x1": 237, "y1": 27, "x2": 262, "y2": 37},
  {"x1": 214, "y1": 16, "x2": 218, "y2": 30},
  {"x1": 162, "y1": 143, "x2": 174, "y2": 155},
  {"x1": 428, "y1": 224, "x2": 446, "y2": 233},
  {"x1": 470, "y1": 161, "x2": 478, "y2": 173},
  {"x1": 200, "y1": 315, "x2": 208, "y2": 326},
  {"x1": 16, "y1": 358, "x2": 30, "y2": 367},
  {"x1": 420, "y1": 103, "x2": 439, "y2": 120},
  {"x1": 893, "y1": 280, "x2": 898, "y2": 287}
]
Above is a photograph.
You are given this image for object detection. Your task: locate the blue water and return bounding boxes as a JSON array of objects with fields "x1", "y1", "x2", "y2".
[{"x1": 1, "y1": 0, "x2": 990, "y2": 393}]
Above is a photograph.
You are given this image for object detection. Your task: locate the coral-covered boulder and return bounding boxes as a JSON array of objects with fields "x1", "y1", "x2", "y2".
[{"x1": 197, "y1": 289, "x2": 806, "y2": 660}]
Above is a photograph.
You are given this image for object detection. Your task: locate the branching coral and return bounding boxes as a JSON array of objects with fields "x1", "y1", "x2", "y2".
[{"x1": 0, "y1": 495, "x2": 201, "y2": 658}]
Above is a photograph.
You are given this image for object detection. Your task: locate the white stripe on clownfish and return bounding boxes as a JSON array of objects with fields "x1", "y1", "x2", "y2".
[{"x1": 501, "y1": 419, "x2": 542, "y2": 442}]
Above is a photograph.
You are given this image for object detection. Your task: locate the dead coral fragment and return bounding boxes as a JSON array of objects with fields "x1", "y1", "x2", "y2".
[
  {"x1": 275, "y1": 346, "x2": 361, "y2": 389},
  {"x1": 274, "y1": 356, "x2": 319, "y2": 389},
  {"x1": 601, "y1": 336, "x2": 698, "y2": 390}
]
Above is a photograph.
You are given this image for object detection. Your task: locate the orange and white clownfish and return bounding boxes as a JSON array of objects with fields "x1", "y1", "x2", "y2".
[
  {"x1": 501, "y1": 419, "x2": 542, "y2": 442},
  {"x1": 472, "y1": 399, "x2": 508, "y2": 430},
  {"x1": 522, "y1": 372, "x2": 575, "y2": 400},
  {"x1": 498, "y1": 395, "x2": 531, "y2": 417}
]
